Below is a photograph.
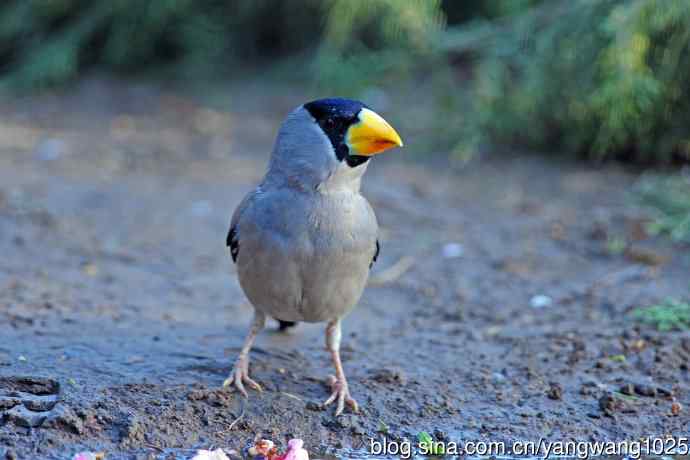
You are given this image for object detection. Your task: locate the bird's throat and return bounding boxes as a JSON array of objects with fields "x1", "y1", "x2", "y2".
[{"x1": 345, "y1": 154, "x2": 370, "y2": 168}]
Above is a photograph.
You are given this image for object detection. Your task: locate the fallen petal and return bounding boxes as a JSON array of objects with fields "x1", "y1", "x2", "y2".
[{"x1": 191, "y1": 448, "x2": 231, "y2": 460}]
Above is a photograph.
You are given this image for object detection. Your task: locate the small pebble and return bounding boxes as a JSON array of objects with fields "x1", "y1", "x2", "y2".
[
  {"x1": 530, "y1": 294, "x2": 553, "y2": 309},
  {"x1": 305, "y1": 401, "x2": 323, "y2": 411},
  {"x1": 547, "y1": 382, "x2": 563, "y2": 400},
  {"x1": 442, "y1": 243, "x2": 464, "y2": 259},
  {"x1": 633, "y1": 383, "x2": 657, "y2": 397},
  {"x1": 491, "y1": 372, "x2": 507, "y2": 385},
  {"x1": 671, "y1": 401, "x2": 682, "y2": 416}
]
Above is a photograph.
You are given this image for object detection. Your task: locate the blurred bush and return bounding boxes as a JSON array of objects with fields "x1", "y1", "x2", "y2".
[
  {"x1": 0, "y1": 0, "x2": 326, "y2": 86},
  {"x1": 0, "y1": 0, "x2": 445, "y2": 89},
  {"x1": 445, "y1": 0, "x2": 690, "y2": 163},
  {"x1": 636, "y1": 171, "x2": 690, "y2": 242},
  {"x1": 1, "y1": 0, "x2": 690, "y2": 165}
]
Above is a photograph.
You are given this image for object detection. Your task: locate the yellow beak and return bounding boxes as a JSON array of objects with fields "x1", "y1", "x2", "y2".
[{"x1": 345, "y1": 108, "x2": 403, "y2": 156}]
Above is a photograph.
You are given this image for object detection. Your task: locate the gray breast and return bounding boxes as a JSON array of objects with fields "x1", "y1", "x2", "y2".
[{"x1": 236, "y1": 187, "x2": 378, "y2": 323}]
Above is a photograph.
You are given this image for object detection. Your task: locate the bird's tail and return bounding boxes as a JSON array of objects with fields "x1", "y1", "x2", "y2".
[{"x1": 277, "y1": 319, "x2": 297, "y2": 331}]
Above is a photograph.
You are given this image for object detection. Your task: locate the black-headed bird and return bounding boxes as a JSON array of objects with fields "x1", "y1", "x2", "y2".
[{"x1": 224, "y1": 98, "x2": 403, "y2": 415}]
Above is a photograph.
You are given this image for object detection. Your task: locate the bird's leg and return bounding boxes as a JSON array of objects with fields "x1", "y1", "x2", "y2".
[
  {"x1": 323, "y1": 319, "x2": 359, "y2": 415},
  {"x1": 223, "y1": 311, "x2": 265, "y2": 397}
]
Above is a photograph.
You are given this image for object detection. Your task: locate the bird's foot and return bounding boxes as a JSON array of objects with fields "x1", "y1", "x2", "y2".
[
  {"x1": 222, "y1": 355, "x2": 262, "y2": 397},
  {"x1": 323, "y1": 374, "x2": 359, "y2": 416}
]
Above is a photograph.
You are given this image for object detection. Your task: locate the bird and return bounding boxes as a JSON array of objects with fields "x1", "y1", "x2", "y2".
[{"x1": 223, "y1": 97, "x2": 403, "y2": 415}]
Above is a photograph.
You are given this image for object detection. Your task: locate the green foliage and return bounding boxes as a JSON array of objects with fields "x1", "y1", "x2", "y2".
[
  {"x1": 418, "y1": 431, "x2": 445, "y2": 456},
  {"x1": 632, "y1": 298, "x2": 690, "y2": 331},
  {"x1": 635, "y1": 172, "x2": 690, "y2": 242},
  {"x1": 442, "y1": 0, "x2": 543, "y2": 25},
  {"x1": 0, "y1": 0, "x2": 443, "y2": 90},
  {"x1": 314, "y1": 0, "x2": 444, "y2": 92},
  {"x1": 3, "y1": 0, "x2": 690, "y2": 166},
  {"x1": 606, "y1": 235, "x2": 627, "y2": 255},
  {"x1": 446, "y1": 0, "x2": 690, "y2": 163}
]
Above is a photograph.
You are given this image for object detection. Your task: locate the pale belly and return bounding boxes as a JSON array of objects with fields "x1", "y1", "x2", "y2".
[
  {"x1": 237, "y1": 240, "x2": 372, "y2": 322},
  {"x1": 234, "y1": 187, "x2": 378, "y2": 323}
]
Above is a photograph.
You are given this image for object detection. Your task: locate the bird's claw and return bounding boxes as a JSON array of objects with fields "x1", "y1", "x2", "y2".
[
  {"x1": 323, "y1": 374, "x2": 359, "y2": 416},
  {"x1": 223, "y1": 356, "x2": 262, "y2": 397}
]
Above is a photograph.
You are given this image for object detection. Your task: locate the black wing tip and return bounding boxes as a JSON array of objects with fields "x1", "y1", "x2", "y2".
[
  {"x1": 370, "y1": 239, "x2": 380, "y2": 269},
  {"x1": 277, "y1": 320, "x2": 297, "y2": 331},
  {"x1": 227, "y1": 226, "x2": 239, "y2": 263}
]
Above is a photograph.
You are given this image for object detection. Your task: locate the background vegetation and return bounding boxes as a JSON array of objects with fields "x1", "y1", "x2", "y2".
[{"x1": 0, "y1": 0, "x2": 689, "y2": 168}]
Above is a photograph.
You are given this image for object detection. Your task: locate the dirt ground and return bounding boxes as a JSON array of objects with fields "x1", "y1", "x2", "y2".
[{"x1": 1, "y1": 79, "x2": 689, "y2": 460}]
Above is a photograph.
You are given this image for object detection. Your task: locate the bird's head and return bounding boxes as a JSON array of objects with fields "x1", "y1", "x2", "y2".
[
  {"x1": 303, "y1": 98, "x2": 403, "y2": 167},
  {"x1": 267, "y1": 98, "x2": 403, "y2": 190}
]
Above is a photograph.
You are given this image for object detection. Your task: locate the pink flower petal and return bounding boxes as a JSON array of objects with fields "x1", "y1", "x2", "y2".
[{"x1": 191, "y1": 448, "x2": 230, "y2": 460}]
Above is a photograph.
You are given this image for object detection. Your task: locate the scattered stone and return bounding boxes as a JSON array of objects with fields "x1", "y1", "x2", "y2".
[
  {"x1": 530, "y1": 295, "x2": 553, "y2": 309},
  {"x1": 547, "y1": 382, "x2": 563, "y2": 400},
  {"x1": 442, "y1": 243, "x2": 464, "y2": 259},
  {"x1": 43, "y1": 404, "x2": 84, "y2": 434},
  {"x1": 619, "y1": 382, "x2": 672, "y2": 398},
  {"x1": 0, "y1": 376, "x2": 60, "y2": 396},
  {"x1": 350, "y1": 419, "x2": 367, "y2": 436},
  {"x1": 433, "y1": 429, "x2": 448, "y2": 441},
  {"x1": 336, "y1": 415, "x2": 354, "y2": 429},
  {"x1": 598, "y1": 392, "x2": 635, "y2": 416},
  {"x1": 671, "y1": 401, "x2": 682, "y2": 416},
  {"x1": 120, "y1": 415, "x2": 145, "y2": 446},
  {"x1": 0, "y1": 396, "x2": 21, "y2": 410},
  {"x1": 633, "y1": 384, "x2": 656, "y2": 397},
  {"x1": 369, "y1": 368, "x2": 407, "y2": 385},
  {"x1": 491, "y1": 372, "x2": 507, "y2": 385},
  {"x1": 133, "y1": 454, "x2": 155, "y2": 460},
  {"x1": 205, "y1": 391, "x2": 232, "y2": 408},
  {"x1": 5, "y1": 450, "x2": 17, "y2": 460},
  {"x1": 656, "y1": 386, "x2": 673, "y2": 397},
  {"x1": 305, "y1": 401, "x2": 323, "y2": 411},
  {"x1": 518, "y1": 408, "x2": 536, "y2": 418},
  {"x1": 625, "y1": 247, "x2": 667, "y2": 266},
  {"x1": 598, "y1": 393, "x2": 621, "y2": 415},
  {"x1": 3, "y1": 405, "x2": 47, "y2": 428},
  {"x1": 21, "y1": 393, "x2": 59, "y2": 412},
  {"x1": 187, "y1": 389, "x2": 206, "y2": 401},
  {"x1": 619, "y1": 383, "x2": 635, "y2": 396},
  {"x1": 325, "y1": 413, "x2": 365, "y2": 435}
]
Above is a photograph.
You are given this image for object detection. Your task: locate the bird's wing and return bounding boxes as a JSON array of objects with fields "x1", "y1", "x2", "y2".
[
  {"x1": 370, "y1": 239, "x2": 380, "y2": 269},
  {"x1": 227, "y1": 226, "x2": 239, "y2": 263},
  {"x1": 226, "y1": 190, "x2": 257, "y2": 263}
]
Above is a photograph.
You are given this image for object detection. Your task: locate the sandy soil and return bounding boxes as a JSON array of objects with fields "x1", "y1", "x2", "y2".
[{"x1": 1, "y1": 79, "x2": 689, "y2": 460}]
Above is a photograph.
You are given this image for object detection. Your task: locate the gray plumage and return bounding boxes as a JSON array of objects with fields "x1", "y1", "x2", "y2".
[
  {"x1": 228, "y1": 106, "x2": 378, "y2": 323},
  {"x1": 223, "y1": 99, "x2": 402, "y2": 415}
]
